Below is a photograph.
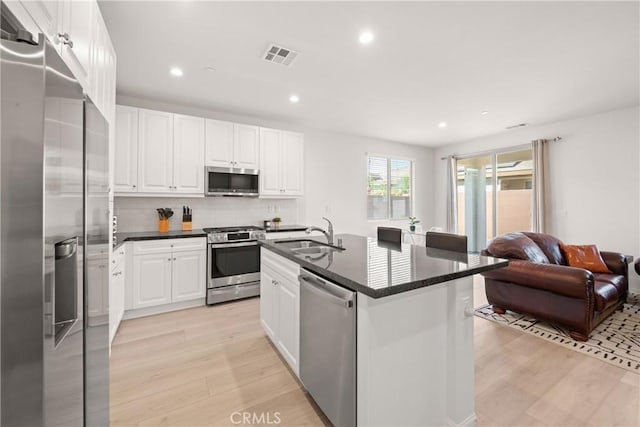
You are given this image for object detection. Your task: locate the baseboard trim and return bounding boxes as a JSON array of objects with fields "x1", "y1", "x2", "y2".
[{"x1": 123, "y1": 298, "x2": 205, "y2": 320}]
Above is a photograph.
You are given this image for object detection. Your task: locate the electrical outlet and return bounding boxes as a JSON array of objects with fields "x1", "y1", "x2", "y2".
[
  {"x1": 267, "y1": 205, "x2": 272, "y2": 214},
  {"x1": 325, "y1": 205, "x2": 331, "y2": 214}
]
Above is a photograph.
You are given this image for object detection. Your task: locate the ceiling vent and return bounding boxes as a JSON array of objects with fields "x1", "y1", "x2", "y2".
[
  {"x1": 505, "y1": 123, "x2": 528, "y2": 130},
  {"x1": 263, "y1": 43, "x2": 298, "y2": 66}
]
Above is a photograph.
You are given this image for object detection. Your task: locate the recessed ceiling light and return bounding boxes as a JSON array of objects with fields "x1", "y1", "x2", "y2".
[
  {"x1": 204, "y1": 66, "x2": 216, "y2": 72},
  {"x1": 289, "y1": 94, "x2": 300, "y2": 103},
  {"x1": 359, "y1": 31, "x2": 374, "y2": 44},
  {"x1": 481, "y1": 111, "x2": 489, "y2": 115},
  {"x1": 170, "y1": 67, "x2": 183, "y2": 77},
  {"x1": 438, "y1": 122, "x2": 447, "y2": 128}
]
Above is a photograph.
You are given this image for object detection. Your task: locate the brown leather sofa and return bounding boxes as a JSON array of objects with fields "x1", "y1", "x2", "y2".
[{"x1": 481, "y1": 232, "x2": 629, "y2": 341}]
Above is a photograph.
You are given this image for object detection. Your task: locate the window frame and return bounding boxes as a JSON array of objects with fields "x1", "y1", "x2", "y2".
[{"x1": 366, "y1": 153, "x2": 415, "y2": 222}]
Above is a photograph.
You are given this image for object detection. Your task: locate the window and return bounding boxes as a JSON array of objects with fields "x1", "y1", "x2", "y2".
[{"x1": 367, "y1": 156, "x2": 412, "y2": 220}]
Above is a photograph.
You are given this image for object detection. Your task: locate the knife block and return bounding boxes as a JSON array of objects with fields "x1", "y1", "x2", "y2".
[
  {"x1": 182, "y1": 214, "x2": 192, "y2": 231},
  {"x1": 158, "y1": 218, "x2": 169, "y2": 233}
]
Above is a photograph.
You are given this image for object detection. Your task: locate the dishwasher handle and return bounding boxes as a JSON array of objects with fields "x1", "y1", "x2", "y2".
[{"x1": 299, "y1": 273, "x2": 354, "y2": 309}]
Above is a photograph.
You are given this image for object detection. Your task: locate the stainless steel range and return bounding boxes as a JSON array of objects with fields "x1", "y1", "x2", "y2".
[{"x1": 204, "y1": 226, "x2": 266, "y2": 305}]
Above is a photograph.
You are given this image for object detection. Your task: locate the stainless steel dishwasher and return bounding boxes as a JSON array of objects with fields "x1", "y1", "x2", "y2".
[{"x1": 299, "y1": 269, "x2": 356, "y2": 427}]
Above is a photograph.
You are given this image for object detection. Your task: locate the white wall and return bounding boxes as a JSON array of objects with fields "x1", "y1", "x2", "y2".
[
  {"x1": 433, "y1": 106, "x2": 640, "y2": 289},
  {"x1": 115, "y1": 95, "x2": 434, "y2": 236},
  {"x1": 300, "y1": 128, "x2": 433, "y2": 236}
]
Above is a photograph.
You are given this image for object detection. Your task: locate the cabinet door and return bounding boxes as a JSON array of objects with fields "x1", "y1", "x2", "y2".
[
  {"x1": 259, "y1": 266, "x2": 278, "y2": 340},
  {"x1": 114, "y1": 106, "x2": 138, "y2": 192},
  {"x1": 234, "y1": 124, "x2": 259, "y2": 169},
  {"x1": 259, "y1": 128, "x2": 282, "y2": 196},
  {"x1": 173, "y1": 114, "x2": 205, "y2": 194},
  {"x1": 277, "y1": 278, "x2": 299, "y2": 374},
  {"x1": 282, "y1": 131, "x2": 304, "y2": 196},
  {"x1": 58, "y1": 0, "x2": 94, "y2": 90},
  {"x1": 204, "y1": 119, "x2": 234, "y2": 167},
  {"x1": 22, "y1": 1, "x2": 59, "y2": 43},
  {"x1": 171, "y1": 250, "x2": 206, "y2": 302},
  {"x1": 132, "y1": 254, "x2": 172, "y2": 309},
  {"x1": 138, "y1": 109, "x2": 173, "y2": 193},
  {"x1": 109, "y1": 267, "x2": 124, "y2": 344}
]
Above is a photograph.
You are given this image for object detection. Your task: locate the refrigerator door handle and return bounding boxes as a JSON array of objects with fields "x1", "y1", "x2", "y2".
[{"x1": 48, "y1": 237, "x2": 79, "y2": 347}]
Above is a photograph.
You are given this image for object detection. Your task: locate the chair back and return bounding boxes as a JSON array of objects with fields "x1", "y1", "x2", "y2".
[
  {"x1": 426, "y1": 231, "x2": 468, "y2": 253},
  {"x1": 377, "y1": 227, "x2": 402, "y2": 244}
]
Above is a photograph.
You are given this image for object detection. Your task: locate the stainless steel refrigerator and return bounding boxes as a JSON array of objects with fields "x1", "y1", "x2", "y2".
[{"x1": 1, "y1": 7, "x2": 110, "y2": 426}]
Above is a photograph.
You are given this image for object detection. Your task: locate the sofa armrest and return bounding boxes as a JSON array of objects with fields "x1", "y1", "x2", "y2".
[
  {"x1": 481, "y1": 260, "x2": 594, "y2": 299},
  {"x1": 600, "y1": 251, "x2": 628, "y2": 276}
]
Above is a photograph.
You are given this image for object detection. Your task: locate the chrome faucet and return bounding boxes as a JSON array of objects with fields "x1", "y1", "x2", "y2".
[{"x1": 306, "y1": 217, "x2": 334, "y2": 246}]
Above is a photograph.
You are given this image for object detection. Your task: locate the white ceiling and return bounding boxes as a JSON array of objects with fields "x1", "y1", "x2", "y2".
[{"x1": 99, "y1": 1, "x2": 639, "y2": 147}]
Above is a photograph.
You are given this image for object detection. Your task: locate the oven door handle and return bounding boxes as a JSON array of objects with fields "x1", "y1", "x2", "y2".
[{"x1": 210, "y1": 241, "x2": 258, "y2": 248}]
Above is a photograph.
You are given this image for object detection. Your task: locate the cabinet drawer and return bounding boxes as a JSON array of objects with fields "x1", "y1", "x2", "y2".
[
  {"x1": 261, "y1": 248, "x2": 300, "y2": 284},
  {"x1": 133, "y1": 237, "x2": 206, "y2": 255}
]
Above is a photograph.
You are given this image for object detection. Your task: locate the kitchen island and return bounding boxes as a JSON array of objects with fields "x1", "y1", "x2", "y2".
[{"x1": 259, "y1": 233, "x2": 508, "y2": 427}]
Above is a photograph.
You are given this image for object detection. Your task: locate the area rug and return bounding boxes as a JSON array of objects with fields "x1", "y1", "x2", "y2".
[{"x1": 474, "y1": 293, "x2": 640, "y2": 373}]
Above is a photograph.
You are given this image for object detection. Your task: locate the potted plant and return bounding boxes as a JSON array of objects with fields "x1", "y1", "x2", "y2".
[
  {"x1": 272, "y1": 217, "x2": 282, "y2": 230},
  {"x1": 408, "y1": 216, "x2": 420, "y2": 232}
]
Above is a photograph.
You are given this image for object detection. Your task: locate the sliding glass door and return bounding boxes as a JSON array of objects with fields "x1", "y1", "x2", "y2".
[{"x1": 456, "y1": 148, "x2": 533, "y2": 252}]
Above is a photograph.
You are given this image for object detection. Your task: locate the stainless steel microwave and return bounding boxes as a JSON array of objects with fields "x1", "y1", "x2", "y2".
[{"x1": 205, "y1": 166, "x2": 259, "y2": 197}]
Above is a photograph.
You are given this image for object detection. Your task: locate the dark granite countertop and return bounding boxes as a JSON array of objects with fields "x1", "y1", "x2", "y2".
[
  {"x1": 265, "y1": 224, "x2": 309, "y2": 233},
  {"x1": 260, "y1": 233, "x2": 509, "y2": 299},
  {"x1": 114, "y1": 229, "x2": 207, "y2": 248}
]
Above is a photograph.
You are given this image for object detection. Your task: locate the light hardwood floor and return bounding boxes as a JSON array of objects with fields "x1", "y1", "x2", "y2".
[{"x1": 111, "y1": 282, "x2": 640, "y2": 427}]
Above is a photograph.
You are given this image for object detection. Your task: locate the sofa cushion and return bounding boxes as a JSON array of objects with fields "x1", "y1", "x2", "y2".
[
  {"x1": 593, "y1": 280, "x2": 619, "y2": 312},
  {"x1": 593, "y1": 273, "x2": 627, "y2": 298},
  {"x1": 486, "y1": 232, "x2": 549, "y2": 263},
  {"x1": 561, "y1": 244, "x2": 612, "y2": 273},
  {"x1": 522, "y1": 232, "x2": 566, "y2": 265}
]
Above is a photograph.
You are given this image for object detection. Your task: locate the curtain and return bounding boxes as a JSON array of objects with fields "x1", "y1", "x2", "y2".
[
  {"x1": 532, "y1": 139, "x2": 549, "y2": 233},
  {"x1": 445, "y1": 155, "x2": 458, "y2": 233}
]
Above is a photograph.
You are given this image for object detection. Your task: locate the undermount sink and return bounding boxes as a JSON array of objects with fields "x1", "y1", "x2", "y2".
[
  {"x1": 292, "y1": 246, "x2": 338, "y2": 255},
  {"x1": 274, "y1": 239, "x2": 345, "y2": 254},
  {"x1": 275, "y1": 239, "x2": 329, "y2": 250}
]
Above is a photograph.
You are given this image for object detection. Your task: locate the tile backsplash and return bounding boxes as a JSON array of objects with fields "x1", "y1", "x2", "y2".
[{"x1": 114, "y1": 196, "x2": 300, "y2": 232}]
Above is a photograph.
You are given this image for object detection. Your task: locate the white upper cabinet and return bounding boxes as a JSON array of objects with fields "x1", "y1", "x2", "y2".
[
  {"x1": 18, "y1": 0, "x2": 115, "y2": 120},
  {"x1": 21, "y1": 1, "x2": 59, "y2": 43},
  {"x1": 205, "y1": 120, "x2": 259, "y2": 169},
  {"x1": 259, "y1": 128, "x2": 304, "y2": 198},
  {"x1": 89, "y1": 10, "x2": 116, "y2": 121},
  {"x1": 138, "y1": 109, "x2": 174, "y2": 193},
  {"x1": 173, "y1": 114, "x2": 205, "y2": 194},
  {"x1": 116, "y1": 107, "x2": 206, "y2": 196},
  {"x1": 57, "y1": 0, "x2": 94, "y2": 91},
  {"x1": 114, "y1": 106, "x2": 138, "y2": 192},
  {"x1": 234, "y1": 124, "x2": 259, "y2": 169},
  {"x1": 204, "y1": 119, "x2": 234, "y2": 166},
  {"x1": 259, "y1": 128, "x2": 282, "y2": 196},
  {"x1": 282, "y1": 131, "x2": 304, "y2": 196}
]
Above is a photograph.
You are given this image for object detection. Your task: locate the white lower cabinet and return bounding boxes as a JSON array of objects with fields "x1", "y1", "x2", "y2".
[
  {"x1": 109, "y1": 246, "x2": 125, "y2": 346},
  {"x1": 129, "y1": 238, "x2": 206, "y2": 311},
  {"x1": 132, "y1": 254, "x2": 173, "y2": 309},
  {"x1": 260, "y1": 248, "x2": 300, "y2": 375},
  {"x1": 171, "y1": 250, "x2": 207, "y2": 302}
]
